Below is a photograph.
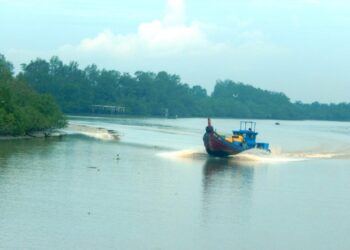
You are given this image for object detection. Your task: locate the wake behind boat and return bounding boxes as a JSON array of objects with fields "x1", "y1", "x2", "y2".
[{"x1": 203, "y1": 118, "x2": 270, "y2": 157}]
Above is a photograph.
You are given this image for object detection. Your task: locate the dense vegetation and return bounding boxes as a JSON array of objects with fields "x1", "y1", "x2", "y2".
[
  {"x1": 4, "y1": 55, "x2": 350, "y2": 121},
  {"x1": 0, "y1": 55, "x2": 66, "y2": 136}
]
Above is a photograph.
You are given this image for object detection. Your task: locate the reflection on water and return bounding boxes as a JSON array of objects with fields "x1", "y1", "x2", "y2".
[
  {"x1": 0, "y1": 138, "x2": 60, "y2": 170},
  {"x1": 201, "y1": 158, "x2": 255, "y2": 227},
  {"x1": 202, "y1": 157, "x2": 255, "y2": 191}
]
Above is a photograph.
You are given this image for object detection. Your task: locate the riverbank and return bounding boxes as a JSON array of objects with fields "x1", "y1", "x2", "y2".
[
  {"x1": 0, "y1": 123, "x2": 120, "y2": 141},
  {"x1": 0, "y1": 130, "x2": 64, "y2": 140}
]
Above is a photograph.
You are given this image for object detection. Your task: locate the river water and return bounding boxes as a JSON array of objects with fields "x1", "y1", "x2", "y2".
[{"x1": 1, "y1": 116, "x2": 350, "y2": 250}]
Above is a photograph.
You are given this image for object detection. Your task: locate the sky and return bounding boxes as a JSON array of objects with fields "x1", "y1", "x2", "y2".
[{"x1": 1, "y1": 0, "x2": 350, "y2": 103}]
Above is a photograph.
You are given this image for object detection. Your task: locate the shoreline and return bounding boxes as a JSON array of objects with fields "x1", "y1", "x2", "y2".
[
  {"x1": 0, "y1": 123, "x2": 120, "y2": 141},
  {"x1": 66, "y1": 113, "x2": 350, "y2": 122},
  {"x1": 0, "y1": 130, "x2": 64, "y2": 141}
]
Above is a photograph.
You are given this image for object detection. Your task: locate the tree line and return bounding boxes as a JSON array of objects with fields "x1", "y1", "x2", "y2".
[
  {"x1": 2, "y1": 54, "x2": 350, "y2": 123},
  {"x1": 0, "y1": 55, "x2": 66, "y2": 136}
]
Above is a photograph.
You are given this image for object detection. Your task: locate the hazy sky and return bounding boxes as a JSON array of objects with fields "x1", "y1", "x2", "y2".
[{"x1": 1, "y1": 0, "x2": 350, "y2": 103}]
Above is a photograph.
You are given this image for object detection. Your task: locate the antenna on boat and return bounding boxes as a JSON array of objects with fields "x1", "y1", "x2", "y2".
[{"x1": 208, "y1": 118, "x2": 211, "y2": 126}]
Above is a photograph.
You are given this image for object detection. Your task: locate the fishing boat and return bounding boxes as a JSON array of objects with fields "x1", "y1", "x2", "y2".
[{"x1": 203, "y1": 118, "x2": 270, "y2": 157}]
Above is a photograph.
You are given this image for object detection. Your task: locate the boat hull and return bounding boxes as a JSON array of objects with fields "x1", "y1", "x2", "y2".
[{"x1": 203, "y1": 132, "x2": 244, "y2": 157}]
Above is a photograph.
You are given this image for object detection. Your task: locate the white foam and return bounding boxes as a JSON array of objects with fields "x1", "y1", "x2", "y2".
[
  {"x1": 157, "y1": 147, "x2": 349, "y2": 163},
  {"x1": 65, "y1": 124, "x2": 119, "y2": 141},
  {"x1": 157, "y1": 148, "x2": 207, "y2": 160}
]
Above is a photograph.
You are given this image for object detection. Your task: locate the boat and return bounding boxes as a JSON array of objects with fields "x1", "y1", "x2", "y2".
[{"x1": 203, "y1": 118, "x2": 270, "y2": 157}]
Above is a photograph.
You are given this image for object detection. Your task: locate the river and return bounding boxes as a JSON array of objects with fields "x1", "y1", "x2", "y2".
[{"x1": 1, "y1": 116, "x2": 350, "y2": 250}]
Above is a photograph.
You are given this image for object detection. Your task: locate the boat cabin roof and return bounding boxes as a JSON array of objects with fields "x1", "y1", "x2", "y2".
[
  {"x1": 232, "y1": 121, "x2": 258, "y2": 136},
  {"x1": 240, "y1": 121, "x2": 256, "y2": 131}
]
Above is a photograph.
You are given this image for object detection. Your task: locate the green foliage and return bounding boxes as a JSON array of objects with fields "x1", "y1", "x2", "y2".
[
  {"x1": 16, "y1": 55, "x2": 350, "y2": 121},
  {"x1": 0, "y1": 54, "x2": 66, "y2": 136},
  {"x1": 0, "y1": 54, "x2": 14, "y2": 82}
]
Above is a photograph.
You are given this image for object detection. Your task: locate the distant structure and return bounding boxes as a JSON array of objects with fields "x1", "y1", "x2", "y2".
[{"x1": 91, "y1": 105, "x2": 126, "y2": 114}]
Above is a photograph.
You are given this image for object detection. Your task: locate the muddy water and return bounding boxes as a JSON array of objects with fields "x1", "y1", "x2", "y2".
[{"x1": 1, "y1": 116, "x2": 350, "y2": 250}]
